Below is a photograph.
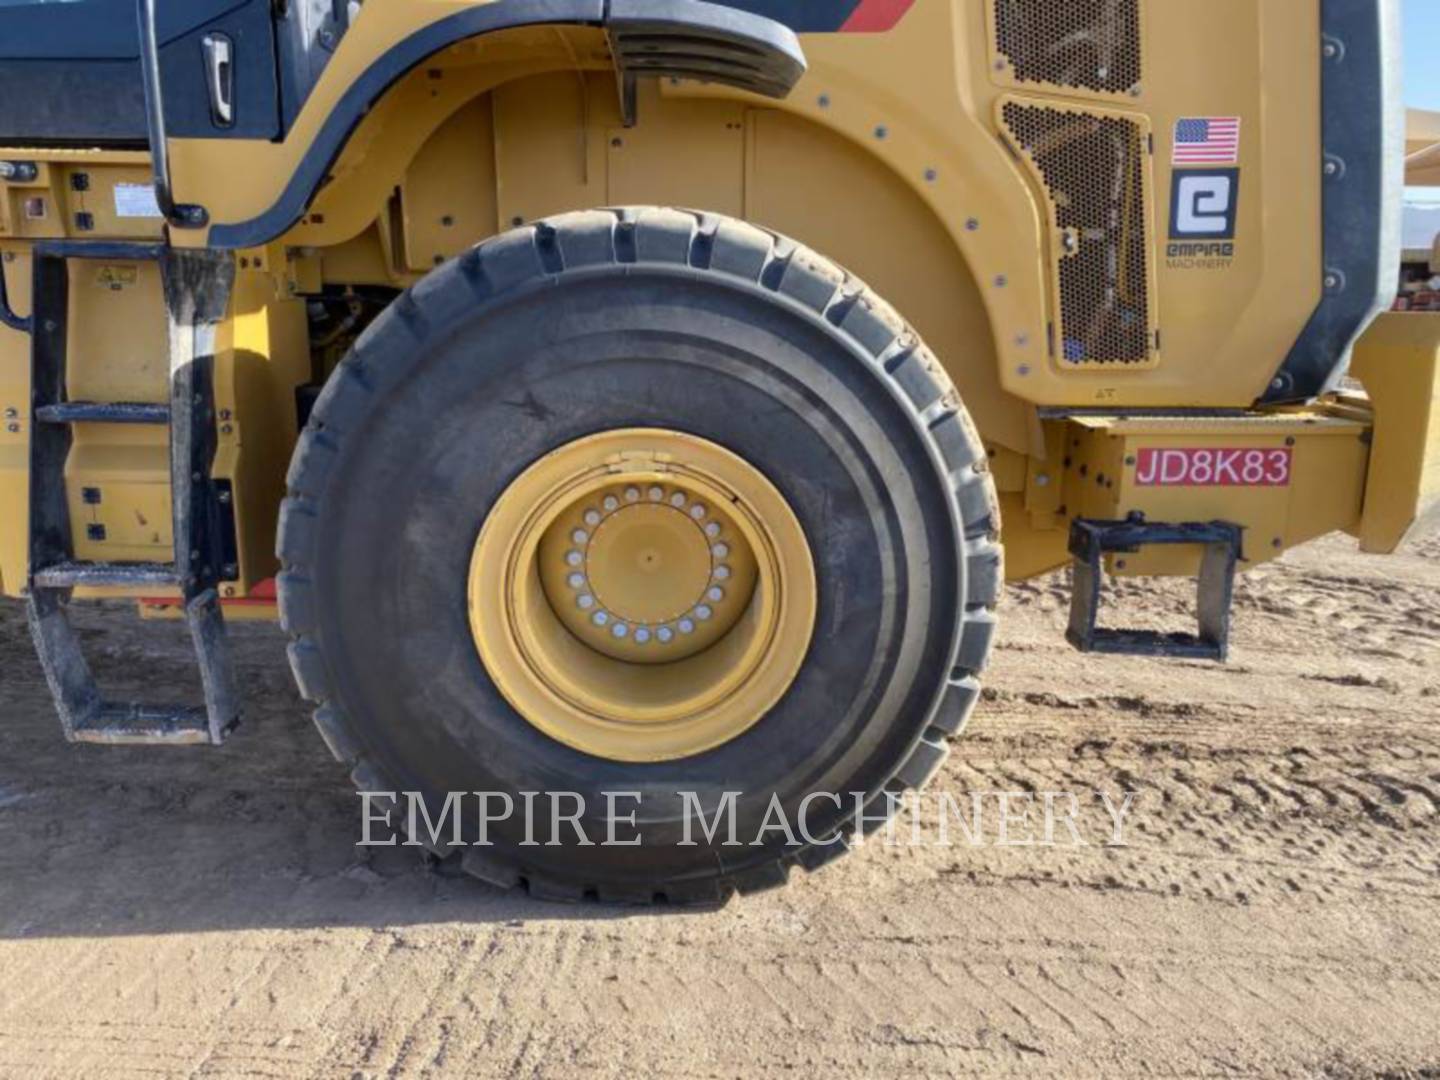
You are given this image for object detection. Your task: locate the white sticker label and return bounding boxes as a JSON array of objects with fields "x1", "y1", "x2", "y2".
[
  {"x1": 1174, "y1": 174, "x2": 1235, "y2": 235},
  {"x1": 113, "y1": 183, "x2": 163, "y2": 219}
]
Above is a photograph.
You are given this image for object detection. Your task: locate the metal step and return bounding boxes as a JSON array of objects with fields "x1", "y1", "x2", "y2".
[
  {"x1": 31, "y1": 239, "x2": 165, "y2": 262},
  {"x1": 27, "y1": 588, "x2": 239, "y2": 745},
  {"x1": 32, "y1": 561, "x2": 176, "y2": 590},
  {"x1": 70, "y1": 704, "x2": 214, "y2": 746},
  {"x1": 36, "y1": 401, "x2": 169, "y2": 425},
  {"x1": 1066, "y1": 516, "x2": 1244, "y2": 662}
]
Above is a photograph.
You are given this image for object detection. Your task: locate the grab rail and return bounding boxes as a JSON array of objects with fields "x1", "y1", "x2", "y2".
[
  {"x1": 137, "y1": 0, "x2": 208, "y2": 229},
  {"x1": 0, "y1": 254, "x2": 29, "y2": 334}
]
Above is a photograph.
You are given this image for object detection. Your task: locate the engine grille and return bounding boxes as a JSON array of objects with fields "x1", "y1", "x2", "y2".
[
  {"x1": 1001, "y1": 101, "x2": 1154, "y2": 367},
  {"x1": 994, "y1": 0, "x2": 1142, "y2": 96}
]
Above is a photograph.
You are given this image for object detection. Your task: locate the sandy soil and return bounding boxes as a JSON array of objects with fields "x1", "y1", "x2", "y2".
[{"x1": 1, "y1": 533, "x2": 1438, "y2": 1078}]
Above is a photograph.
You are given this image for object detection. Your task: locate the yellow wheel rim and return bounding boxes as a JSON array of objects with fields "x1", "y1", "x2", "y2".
[{"x1": 468, "y1": 429, "x2": 817, "y2": 762}]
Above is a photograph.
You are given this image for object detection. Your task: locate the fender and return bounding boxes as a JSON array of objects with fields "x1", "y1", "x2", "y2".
[
  {"x1": 709, "y1": 1, "x2": 915, "y2": 32},
  {"x1": 207, "y1": 0, "x2": 807, "y2": 249}
]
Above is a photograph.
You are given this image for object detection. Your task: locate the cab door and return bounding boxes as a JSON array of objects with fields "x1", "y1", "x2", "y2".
[{"x1": 0, "y1": 0, "x2": 282, "y2": 145}]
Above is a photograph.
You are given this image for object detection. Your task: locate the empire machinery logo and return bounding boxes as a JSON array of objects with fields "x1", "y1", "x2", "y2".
[
  {"x1": 1167, "y1": 117, "x2": 1242, "y2": 270},
  {"x1": 356, "y1": 789, "x2": 1142, "y2": 850}
]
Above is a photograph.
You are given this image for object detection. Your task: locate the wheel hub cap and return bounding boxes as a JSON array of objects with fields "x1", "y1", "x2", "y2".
[{"x1": 538, "y1": 480, "x2": 758, "y2": 662}]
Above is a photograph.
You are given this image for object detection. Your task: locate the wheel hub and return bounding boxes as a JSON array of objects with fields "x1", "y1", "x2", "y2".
[
  {"x1": 538, "y1": 480, "x2": 757, "y2": 662},
  {"x1": 468, "y1": 429, "x2": 815, "y2": 762}
]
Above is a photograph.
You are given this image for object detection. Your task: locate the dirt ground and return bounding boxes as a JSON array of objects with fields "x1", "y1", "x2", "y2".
[{"x1": 1, "y1": 533, "x2": 1438, "y2": 1078}]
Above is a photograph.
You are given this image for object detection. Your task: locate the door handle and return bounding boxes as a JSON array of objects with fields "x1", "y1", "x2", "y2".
[{"x1": 202, "y1": 33, "x2": 235, "y2": 128}]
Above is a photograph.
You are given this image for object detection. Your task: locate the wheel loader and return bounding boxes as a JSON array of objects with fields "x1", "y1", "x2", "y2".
[{"x1": 0, "y1": 0, "x2": 1435, "y2": 902}]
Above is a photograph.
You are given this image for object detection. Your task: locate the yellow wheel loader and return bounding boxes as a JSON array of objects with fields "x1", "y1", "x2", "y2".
[{"x1": 0, "y1": 0, "x2": 1435, "y2": 902}]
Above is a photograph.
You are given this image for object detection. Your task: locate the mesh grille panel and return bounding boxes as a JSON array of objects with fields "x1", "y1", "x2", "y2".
[
  {"x1": 1002, "y1": 102, "x2": 1153, "y2": 366},
  {"x1": 995, "y1": 0, "x2": 1142, "y2": 96}
]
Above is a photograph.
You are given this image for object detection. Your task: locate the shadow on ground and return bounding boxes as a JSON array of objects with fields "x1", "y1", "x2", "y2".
[{"x1": 0, "y1": 604, "x2": 682, "y2": 939}]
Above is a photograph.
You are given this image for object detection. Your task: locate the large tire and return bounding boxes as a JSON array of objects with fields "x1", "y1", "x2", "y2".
[{"x1": 277, "y1": 208, "x2": 1002, "y2": 904}]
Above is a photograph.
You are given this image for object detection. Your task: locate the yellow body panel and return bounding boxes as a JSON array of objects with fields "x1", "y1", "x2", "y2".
[
  {"x1": 160, "y1": 0, "x2": 1324, "y2": 411},
  {"x1": 66, "y1": 435, "x2": 172, "y2": 562},
  {"x1": 213, "y1": 272, "x2": 311, "y2": 597},
  {"x1": 0, "y1": 151, "x2": 160, "y2": 243},
  {"x1": 1052, "y1": 415, "x2": 1369, "y2": 577},
  {"x1": 0, "y1": 248, "x2": 31, "y2": 592},
  {"x1": 1350, "y1": 313, "x2": 1440, "y2": 554}
]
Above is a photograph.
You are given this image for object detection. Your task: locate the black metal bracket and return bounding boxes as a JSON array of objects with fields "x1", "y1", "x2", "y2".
[
  {"x1": 136, "y1": 0, "x2": 208, "y2": 229},
  {"x1": 0, "y1": 165, "x2": 36, "y2": 328},
  {"x1": 0, "y1": 249, "x2": 29, "y2": 333},
  {"x1": 1066, "y1": 517, "x2": 1245, "y2": 662}
]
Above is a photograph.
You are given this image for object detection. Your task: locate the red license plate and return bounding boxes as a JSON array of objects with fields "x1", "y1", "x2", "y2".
[{"x1": 1134, "y1": 447, "x2": 1292, "y2": 487}]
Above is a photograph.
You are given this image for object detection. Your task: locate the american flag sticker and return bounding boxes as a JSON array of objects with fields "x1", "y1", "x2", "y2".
[{"x1": 1173, "y1": 117, "x2": 1241, "y2": 165}]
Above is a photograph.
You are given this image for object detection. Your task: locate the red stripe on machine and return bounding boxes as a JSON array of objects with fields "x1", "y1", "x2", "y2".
[
  {"x1": 1134, "y1": 448, "x2": 1292, "y2": 487},
  {"x1": 839, "y1": 0, "x2": 916, "y2": 32}
]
